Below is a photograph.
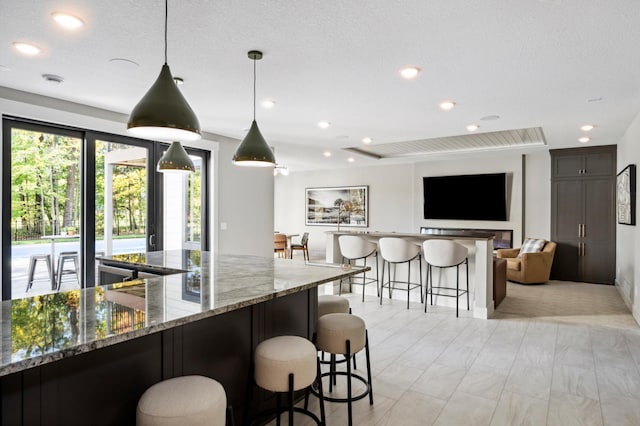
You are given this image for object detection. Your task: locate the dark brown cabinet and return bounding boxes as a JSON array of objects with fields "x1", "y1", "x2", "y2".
[{"x1": 550, "y1": 145, "x2": 616, "y2": 284}]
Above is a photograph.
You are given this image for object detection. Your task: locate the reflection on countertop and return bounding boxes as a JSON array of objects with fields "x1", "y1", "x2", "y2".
[{"x1": 1, "y1": 251, "x2": 368, "y2": 377}]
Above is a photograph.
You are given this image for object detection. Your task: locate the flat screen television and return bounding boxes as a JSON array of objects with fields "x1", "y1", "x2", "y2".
[{"x1": 423, "y1": 173, "x2": 508, "y2": 221}]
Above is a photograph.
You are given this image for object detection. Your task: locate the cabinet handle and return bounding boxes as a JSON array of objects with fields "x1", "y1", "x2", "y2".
[
  {"x1": 578, "y1": 224, "x2": 581, "y2": 237},
  {"x1": 582, "y1": 224, "x2": 586, "y2": 238}
]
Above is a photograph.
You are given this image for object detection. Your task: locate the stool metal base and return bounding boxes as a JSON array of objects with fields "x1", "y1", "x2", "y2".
[
  {"x1": 249, "y1": 359, "x2": 326, "y2": 426},
  {"x1": 312, "y1": 332, "x2": 373, "y2": 426}
]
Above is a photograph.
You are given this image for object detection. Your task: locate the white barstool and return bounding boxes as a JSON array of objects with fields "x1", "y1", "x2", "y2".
[
  {"x1": 318, "y1": 294, "x2": 350, "y2": 317},
  {"x1": 338, "y1": 236, "x2": 379, "y2": 301},
  {"x1": 378, "y1": 237, "x2": 423, "y2": 309},
  {"x1": 422, "y1": 239, "x2": 469, "y2": 317},
  {"x1": 136, "y1": 375, "x2": 227, "y2": 425},
  {"x1": 318, "y1": 294, "x2": 355, "y2": 369},
  {"x1": 314, "y1": 313, "x2": 373, "y2": 426},
  {"x1": 252, "y1": 335, "x2": 325, "y2": 425}
]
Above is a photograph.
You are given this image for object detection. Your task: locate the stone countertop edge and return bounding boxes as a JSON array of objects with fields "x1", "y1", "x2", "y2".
[
  {"x1": 0, "y1": 265, "x2": 369, "y2": 377},
  {"x1": 325, "y1": 230, "x2": 495, "y2": 240}
]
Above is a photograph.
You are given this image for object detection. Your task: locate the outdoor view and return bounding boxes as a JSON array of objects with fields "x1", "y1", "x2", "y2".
[
  {"x1": 8, "y1": 125, "x2": 205, "y2": 359},
  {"x1": 10, "y1": 130, "x2": 147, "y2": 299}
]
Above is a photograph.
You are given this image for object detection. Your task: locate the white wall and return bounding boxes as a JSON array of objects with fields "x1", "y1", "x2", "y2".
[
  {"x1": 275, "y1": 150, "x2": 551, "y2": 256},
  {"x1": 0, "y1": 87, "x2": 273, "y2": 259},
  {"x1": 524, "y1": 150, "x2": 551, "y2": 240},
  {"x1": 615, "y1": 110, "x2": 640, "y2": 322},
  {"x1": 275, "y1": 163, "x2": 414, "y2": 255},
  {"x1": 215, "y1": 141, "x2": 274, "y2": 256}
]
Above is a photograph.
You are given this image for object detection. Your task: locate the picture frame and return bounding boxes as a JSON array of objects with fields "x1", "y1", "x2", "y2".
[
  {"x1": 305, "y1": 186, "x2": 368, "y2": 227},
  {"x1": 617, "y1": 164, "x2": 636, "y2": 225}
]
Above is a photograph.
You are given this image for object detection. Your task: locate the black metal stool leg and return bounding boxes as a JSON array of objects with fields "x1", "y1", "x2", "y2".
[
  {"x1": 317, "y1": 357, "x2": 326, "y2": 426},
  {"x1": 365, "y1": 330, "x2": 373, "y2": 405},
  {"x1": 288, "y1": 373, "x2": 294, "y2": 426},
  {"x1": 466, "y1": 259, "x2": 470, "y2": 311},
  {"x1": 346, "y1": 339, "x2": 353, "y2": 426}
]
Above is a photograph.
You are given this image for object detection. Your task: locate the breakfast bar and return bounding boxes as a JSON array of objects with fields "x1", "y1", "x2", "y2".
[
  {"x1": 0, "y1": 250, "x2": 368, "y2": 425},
  {"x1": 326, "y1": 231, "x2": 495, "y2": 319}
]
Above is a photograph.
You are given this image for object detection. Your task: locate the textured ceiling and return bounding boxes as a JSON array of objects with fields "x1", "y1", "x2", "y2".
[{"x1": 1, "y1": 0, "x2": 640, "y2": 171}]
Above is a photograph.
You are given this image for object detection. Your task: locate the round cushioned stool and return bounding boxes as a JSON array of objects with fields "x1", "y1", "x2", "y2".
[
  {"x1": 318, "y1": 294, "x2": 355, "y2": 369},
  {"x1": 314, "y1": 313, "x2": 373, "y2": 426},
  {"x1": 318, "y1": 294, "x2": 350, "y2": 318},
  {"x1": 253, "y1": 335, "x2": 325, "y2": 425},
  {"x1": 137, "y1": 375, "x2": 227, "y2": 426}
]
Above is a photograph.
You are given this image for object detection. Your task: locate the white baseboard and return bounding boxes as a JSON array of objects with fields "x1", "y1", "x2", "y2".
[{"x1": 615, "y1": 279, "x2": 640, "y2": 326}]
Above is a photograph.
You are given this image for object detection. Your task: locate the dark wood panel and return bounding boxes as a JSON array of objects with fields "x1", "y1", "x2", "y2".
[
  {"x1": 0, "y1": 289, "x2": 318, "y2": 425},
  {"x1": 584, "y1": 152, "x2": 616, "y2": 177},
  {"x1": 584, "y1": 178, "x2": 615, "y2": 242},
  {"x1": 179, "y1": 306, "x2": 252, "y2": 421},
  {"x1": 551, "y1": 241, "x2": 580, "y2": 281},
  {"x1": 550, "y1": 146, "x2": 616, "y2": 285},
  {"x1": 0, "y1": 372, "x2": 22, "y2": 425},
  {"x1": 552, "y1": 180, "x2": 582, "y2": 241},
  {"x1": 265, "y1": 291, "x2": 314, "y2": 340},
  {"x1": 39, "y1": 333, "x2": 163, "y2": 426},
  {"x1": 553, "y1": 155, "x2": 583, "y2": 178},
  {"x1": 582, "y1": 241, "x2": 616, "y2": 284}
]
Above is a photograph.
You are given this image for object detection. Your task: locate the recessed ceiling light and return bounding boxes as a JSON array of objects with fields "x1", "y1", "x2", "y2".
[
  {"x1": 580, "y1": 124, "x2": 594, "y2": 132},
  {"x1": 173, "y1": 77, "x2": 184, "y2": 85},
  {"x1": 362, "y1": 137, "x2": 372, "y2": 144},
  {"x1": 42, "y1": 74, "x2": 63, "y2": 85},
  {"x1": 399, "y1": 67, "x2": 420, "y2": 80},
  {"x1": 439, "y1": 101, "x2": 455, "y2": 111},
  {"x1": 480, "y1": 115, "x2": 500, "y2": 121},
  {"x1": 52, "y1": 12, "x2": 84, "y2": 30},
  {"x1": 13, "y1": 42, "x2": 41, "y2": 56},
  {"x1": 261, "y1": 99, "x2": 276, "y2": 109},
  {"x1": 347, "y1": 157, "x2": 355, "y2": 163},
  {"x1": 323, "y1": 151, "x2": 331, "y2": 157},
  {"x1": 579, "y1": 137, "x2": 590, "y2": 143},
  {"x1": 318, "y1": 121, "x2": 331, "y2": 129},
  {"x1": 466, "y1": 124, "x2": 479, "y2": 131}
]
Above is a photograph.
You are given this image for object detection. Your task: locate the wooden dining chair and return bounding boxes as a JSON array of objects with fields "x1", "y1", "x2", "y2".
[
  {"x1": 290, "y1": 232, "x2": 309, "y2": 260},
  {"x1": 274, "y1": 233, "x2": 287, "y2": 258}
]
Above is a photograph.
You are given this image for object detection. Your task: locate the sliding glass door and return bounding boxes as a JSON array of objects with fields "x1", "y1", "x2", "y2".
[
  {"x1": 2, "y1": 121, "x2": 84, "y2": 299},
  {"x1": 2, "y1": 117, "x2": 209, "y2": 300}
]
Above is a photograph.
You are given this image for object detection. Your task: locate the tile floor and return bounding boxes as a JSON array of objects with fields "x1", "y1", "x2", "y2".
[{"x1": 279, "y1": 280, "x2": 640, "y2": 425}]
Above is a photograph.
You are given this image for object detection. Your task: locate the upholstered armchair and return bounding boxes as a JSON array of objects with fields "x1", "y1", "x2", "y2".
[{"x1": 496, "y1": 240, "x2": 557, "y2": 284}]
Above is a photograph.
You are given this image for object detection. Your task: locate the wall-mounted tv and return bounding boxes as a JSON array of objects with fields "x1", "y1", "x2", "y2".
[{"x1": 423, "y1": 173, "x2": 508, "y2": 221}]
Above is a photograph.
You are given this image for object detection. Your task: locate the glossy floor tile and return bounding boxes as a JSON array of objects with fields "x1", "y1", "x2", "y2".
[{"x1": 271, "y1": 280, "x2": 640, "y2": 425}]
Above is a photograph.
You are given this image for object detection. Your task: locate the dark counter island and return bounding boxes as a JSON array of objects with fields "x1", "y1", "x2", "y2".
[{"x1": 0, "y1": 250, "x2": 367, "y2": 425}]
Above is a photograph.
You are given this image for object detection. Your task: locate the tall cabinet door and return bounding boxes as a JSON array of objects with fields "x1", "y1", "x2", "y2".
[
  {"x1": 550, "y1": 145, "x2": 616, "y2": 285},
  {"x1": 582, "y1": 178, "x2": 616, "y2": 283},
  {"x1": 551, "y1": 180, "x2": 582, "y2": 281}
]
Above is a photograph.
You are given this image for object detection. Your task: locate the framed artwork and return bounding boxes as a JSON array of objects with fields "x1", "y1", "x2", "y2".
[
  {"x1": 305, "y1": 186, "x2": 368, "y2": 227},
  {"x1": 617, "y1": 164, "x2": 636, "y2": 225}
]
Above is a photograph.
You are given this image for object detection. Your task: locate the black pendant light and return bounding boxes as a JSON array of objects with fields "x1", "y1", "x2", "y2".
[
  {"x1": 127, "y1": 0, "x2": 201, "y2": 143},
  {"x1": 232, "y1": 50, "x2": 276, "y2": 167},
  {"x1": 157, "y1": 141, "x2": 195, "y2": 172}
]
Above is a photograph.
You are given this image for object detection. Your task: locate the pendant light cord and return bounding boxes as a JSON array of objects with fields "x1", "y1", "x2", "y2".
[
  {"x1": 253, "y1": 57, "x2": 257, "y2": 121},
  {"x1": 164, "y1": 0, "x2": 168, "y2": 64}
]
